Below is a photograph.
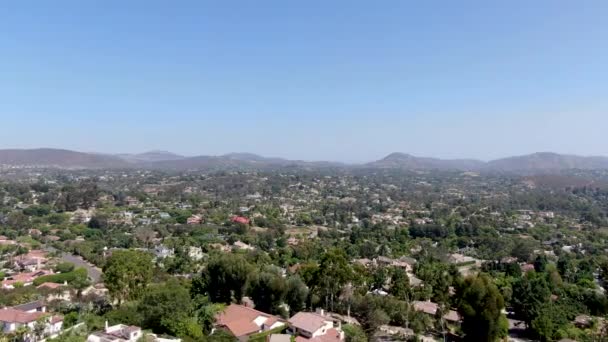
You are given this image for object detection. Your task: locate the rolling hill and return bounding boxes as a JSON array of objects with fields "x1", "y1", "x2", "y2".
[
  {"x1": 1, "y1": 148, "x2": 608, "y2": 173},
  {"x1": 0, "y1": 148, "x2": 131, "y2": 169},
  {"x1": 365, "y1": 152, "x2": 485, "y2": 170},
  {"x1": 485, "y1": 152, "x2": 608, "y2": 172}
]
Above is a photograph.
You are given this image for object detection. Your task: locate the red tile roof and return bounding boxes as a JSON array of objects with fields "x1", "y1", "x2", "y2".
[
  {"x1": 224, "y1": 318, "x2": 261, "y2": 337},
  {"x1": 0, "y1": 309, "x2": 44, "y2": 324},
  {"x1": 216, "y1": 304, "x2": 284, "y2": 337},
  {"x1": 289, "y1": 312, "x2": 329, "y2": 335},
  {"x1": 37, "y1": 282, "x2": 65, "y2": 290},
  {"x1": 50, "y1": 315, "x2": 64, "y2": 324},
  {"x1": 231, "y1": 216, "x2": 250, "y2": 225},
  {"x1": 296, "y1": 328, "x2": 343, "y2": 342}
]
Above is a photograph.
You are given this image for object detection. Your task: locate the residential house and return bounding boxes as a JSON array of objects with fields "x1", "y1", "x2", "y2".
[
  {"x1": 71, "y1": 209, "x2": 93, "y2": 224},
  {"x1": 231, "y1": 216, "x2": 251, "y2": 225},
  {"x1": 124, "y1": 196, "x2": 141, "y2": 207},
  {"x1": 87, "y1": 323, "x2": 143, "y2": 342},
  {"x1": 15, "y1": 250, "x2": 49, "y2": 271},
  {"x1": 153, "y1": 245, "x2": 175, "y2": 259},
  {"x1": 447, "y1": 253, "x2": 477, "y2": 265},
  {"x1": 215, "y1": 304, "x2": 285, "y2": 341},
  {"x1": 0, "y1": 236, "x2": 17, "y2": 245},
  {"x1": 538, "y1": 211, "x2": 555, "y2": 219},
  {"x1": 186, "y1": 215, "x2": 203, "y2": 225},
  {"x1": 1, "y1": 270, "x2": 53, "y2": 289},
  {"x1": 188, "y1": 247, "x2": 205, "y2": 261},
  {"x1": 81, "y1": 283, "x2": 110, "y2": 298},
  {"x1": 521, "y1": 264, "x2": 535, "y2": 273},
  {"x1": 45, "y1": 235, "x2": 61, "y2": 242},
  {"x1": 233, "y1": 241, "x2": 255, "y2": 251},
  {"x1": 13, "y1": 300, "x2": 46, "y2": 313},
  {"x1": 208, "y1": 243, "x2": 232, "y2": 253},
  {"x1": 412, "y1": 301, "x2": 461, "y2": 324},
  {"x1": 28, "y1": 229, "x2": 42, "y2": 236},
  {"x1": 37, "y1": 283, "x2": 72, "y2": 302},
  {"x1": 374, "y1": 256, "x2": 416, "y2": 273},
  {"x1": 0, "y1": 301, "x2": 63, "y2": 340},
  {"x1": 289, "y1": 311, "x2": 344, "y2": 341}
]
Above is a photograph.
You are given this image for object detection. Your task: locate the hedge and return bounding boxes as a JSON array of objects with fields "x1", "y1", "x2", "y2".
[
  {"x1": 248, "y1": 325, "x2": 288, "y2": 342},
  {"x1": 33, "y1": 268, "x2": 88, "y2": 286}
]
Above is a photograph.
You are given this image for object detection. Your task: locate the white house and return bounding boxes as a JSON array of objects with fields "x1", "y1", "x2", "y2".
[
  {"x1": 0, "y1": 304, "x2": 63, "y2": 341},
  {"x1": 87, "y1": 323, "x2": 143, "y2": 342},
  {"x1": 188, "y1": 247, "x2": 205, "y2": 261}
]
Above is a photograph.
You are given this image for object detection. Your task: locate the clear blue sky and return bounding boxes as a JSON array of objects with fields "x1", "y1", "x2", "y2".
[{"x1": 1, "y1": 1, "x2": 607, "y2": 162}]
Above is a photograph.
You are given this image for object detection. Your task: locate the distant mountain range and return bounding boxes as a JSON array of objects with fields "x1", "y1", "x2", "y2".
[
  {"x1": 0, "y1": 149, "x2": 130, "y2": 169},
  {"x1": 0, "y1": 148, "x2": 607, "y2": 173}
]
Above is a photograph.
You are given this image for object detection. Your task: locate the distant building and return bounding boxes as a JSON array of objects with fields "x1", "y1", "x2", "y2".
[
  {"x1": 231, "y1": 216, "x2": 251, "y2": 225},
  {"x1": 187, "y1": 215, "x2": 203, "y2": 225},
  {"x1": 233, "y1": 241, "x2": 255, "y2": 251},
  {"x1": 153, "y1": 245, "x2": 175, "y2": 259},
  {"x1": 124, "y1": 196, "x2": 141, "y2": 207},
  {"x1": 188, "y1": 246, "x2": 205, "y2": 261}
]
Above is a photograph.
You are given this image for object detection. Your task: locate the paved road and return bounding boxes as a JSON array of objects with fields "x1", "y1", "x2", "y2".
[
  {"x1": 46, "y1": 247, "x2": 102, "y2": 283},
  {"x1": 59, "y1": 252, "x2": 102, "y2": 283}
]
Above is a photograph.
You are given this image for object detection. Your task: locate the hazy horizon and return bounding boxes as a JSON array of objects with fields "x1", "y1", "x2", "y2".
[
  {"x1": 1, "y1": 1, "x2": 607, "y2": 163},
  {"x1": 1, "y1": 146, "x2": 608, "y2": 165}
]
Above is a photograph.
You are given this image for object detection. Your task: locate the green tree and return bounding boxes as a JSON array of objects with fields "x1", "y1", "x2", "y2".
[
  {"x1": 456, "y1": 273, "x2": 506, "y2": 342},
  {"x1": 192, "y1": 296, "x2": 224, "y2": 334},
  {"x1": 285, "y1": 276, "x2": 309, "y2": 316},
  {"x1": 534, "y1": 255, "x2": 548, "y2": 273},
  {"x1": 102, "y1": 250, "x2": 153, "y2": 304},
  {"x1": 54, "y1": 262, "x2": 75, "y2": 273},
  {"x1": 512, "y1": 271, "x2": 551, "y2": 327},
  {"x1": 343, "y1": 324, "x2": 368, "y2": 342},
  {"x1": 389, "y1": 267, "x2": 411, "y2": 301},
  {"x1": 530, "y1": 302, "x2": 571, "y2": 342},
  {"x1": 199, "y1": 253, "x2": 253, "y2": 304},
  {"x1": 247, "y1": 266, "x2": 287, "y2": 315},
  {"x1": 314, "y1": 249, "x2": 353, "y2": 311},
  {"x1": 138, "y1": 279, "x2": 201, "y2": 339}
]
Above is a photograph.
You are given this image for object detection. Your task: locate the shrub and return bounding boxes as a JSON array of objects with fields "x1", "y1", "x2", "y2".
[{"x1": 55, "y1": 262, "x2": 76, "y2": 273}]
